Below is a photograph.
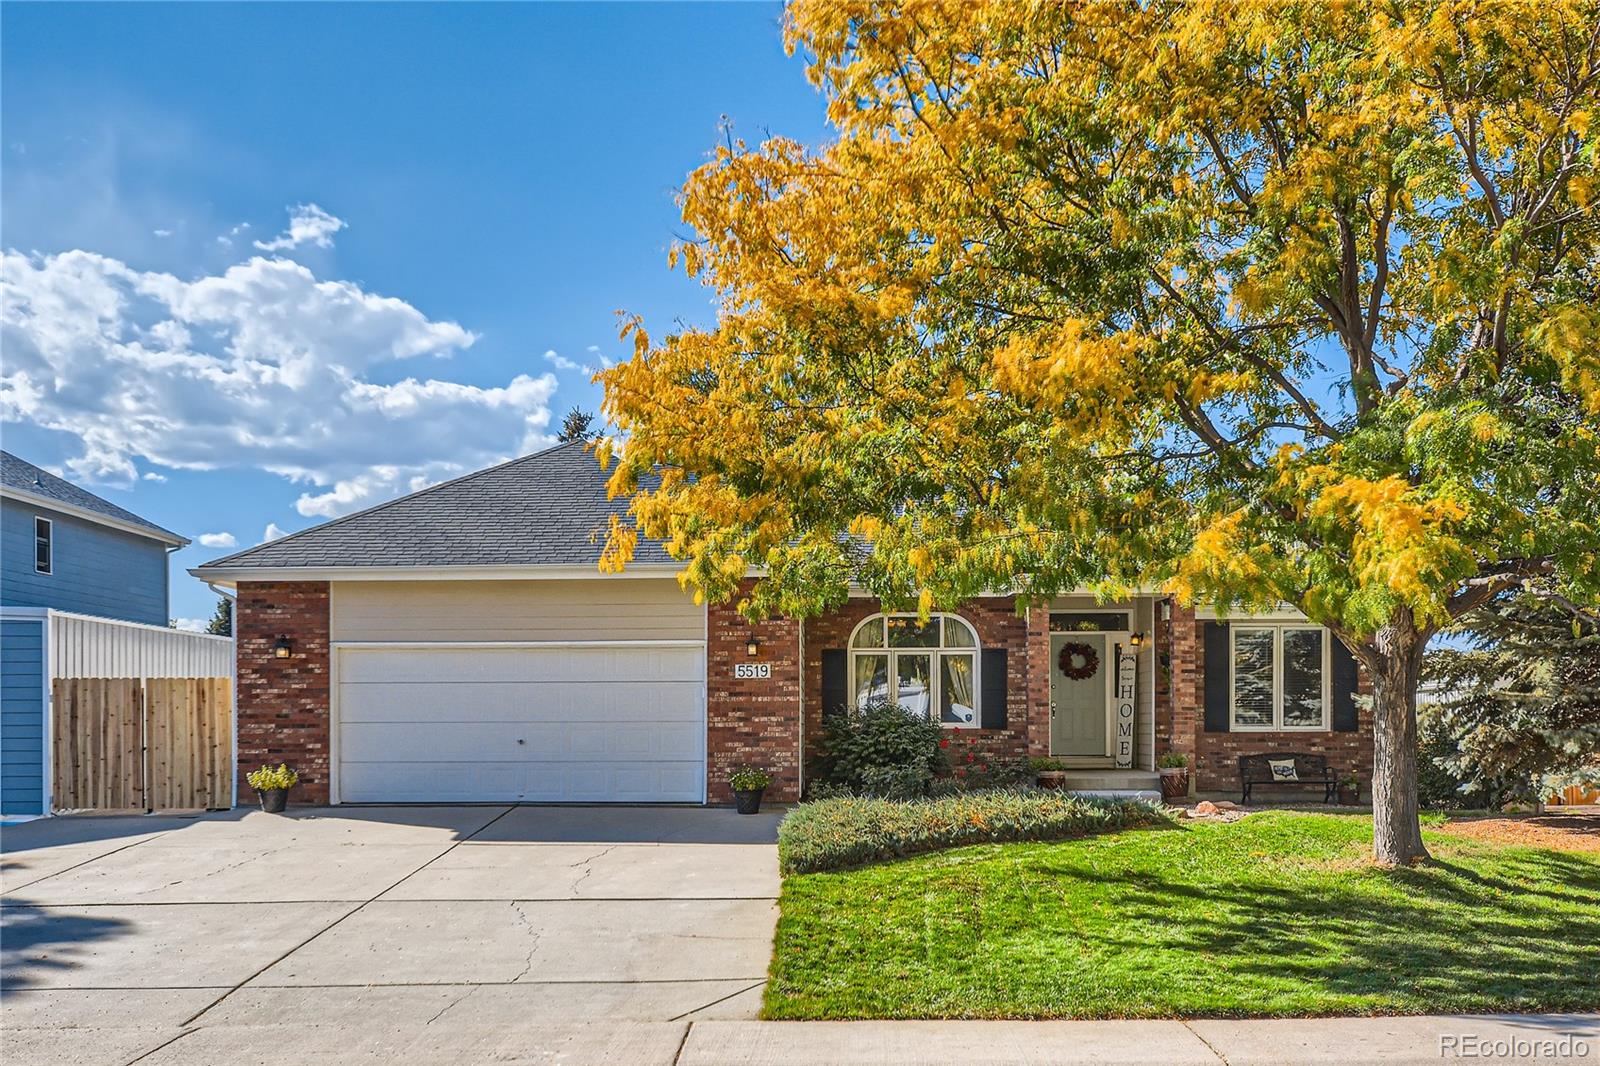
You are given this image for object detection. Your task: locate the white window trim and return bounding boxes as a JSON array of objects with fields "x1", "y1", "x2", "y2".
[
  {"x1": 847, "y1": 612, "x2": 983, "y2": 729},
  {"x1": 34, "y1": 516, "x2": 52, "y2": 576},
  {"x1": 1229, "y1": 624, "x2": 1331, "y2": 732}
]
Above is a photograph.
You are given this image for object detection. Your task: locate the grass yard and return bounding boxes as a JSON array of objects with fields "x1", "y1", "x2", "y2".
[{"x1": 763, "y1": 811, "x2": 1600, "y2": 1019}]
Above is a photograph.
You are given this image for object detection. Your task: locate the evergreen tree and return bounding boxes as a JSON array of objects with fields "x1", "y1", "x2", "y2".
[
  {"x1": 205, "y1": 595, "x2": 232, "y2": 637},
  {"x1": 1423, "y1": 587, "x2": 1600, "y2": 805},
  {"x1": 557, "y1": 407, "x2": 596, "y2": 443}
]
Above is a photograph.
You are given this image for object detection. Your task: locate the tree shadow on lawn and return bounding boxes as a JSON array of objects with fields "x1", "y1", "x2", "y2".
[{"x1": 1056, "y1": 846, "x2": 1600, "y2": 1011}]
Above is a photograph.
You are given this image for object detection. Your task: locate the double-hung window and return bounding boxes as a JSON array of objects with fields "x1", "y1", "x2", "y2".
[
  {"x1": 1230, "y1": 624, "x2": 1329, "y2": 730},
  {"x1": 849, "y1": 613, "x2": 981, "y2": 728},
  {"x1": 34, "y1": 517, "x2": 52, "y2": 575}
]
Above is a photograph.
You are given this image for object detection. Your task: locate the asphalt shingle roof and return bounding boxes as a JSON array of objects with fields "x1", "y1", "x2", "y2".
[
  {"x1": 196, "y1": 441, "x2": 673, "y2": 570},
  {"x1": 1, "y1": 451, "x2": 186, "y2": 544}
]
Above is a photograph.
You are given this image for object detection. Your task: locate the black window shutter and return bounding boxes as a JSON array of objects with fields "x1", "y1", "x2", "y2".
[
  {"x1": 1331, "y1": 638, "x2": 1359, "y2": 732},
  {"x1": 981, "y1": 648, "x2": 1007, "y2": 730},
  {"x1": 1203, "y1": 621, "x2": 1231, "y2": 732},
  {"x1": 820, "y1": 649, "x2": 848, "y2": 719}
]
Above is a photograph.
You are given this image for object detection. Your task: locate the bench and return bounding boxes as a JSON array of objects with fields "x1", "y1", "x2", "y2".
[{"x1": 1238, "y1": 753, "x2": 1338, "y2": 805}]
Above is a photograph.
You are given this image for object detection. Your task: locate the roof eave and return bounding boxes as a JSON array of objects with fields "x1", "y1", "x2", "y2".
[
  {"x1": 1, "y1": 486, "x2": 189, "y2": 547},
  {"x1": 188, "y1": 562, "x2": 687, "y2": 586}
]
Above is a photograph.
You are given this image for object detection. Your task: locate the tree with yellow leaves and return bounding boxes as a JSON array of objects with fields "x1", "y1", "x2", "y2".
[{"x1": 599, "y1": 0, "x2": 1600, "y2": 864}]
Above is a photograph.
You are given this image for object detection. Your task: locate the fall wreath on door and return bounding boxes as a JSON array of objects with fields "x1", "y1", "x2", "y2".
[{"x1": 1058, "y1": 641, "x2": 1099, "y2": 680}]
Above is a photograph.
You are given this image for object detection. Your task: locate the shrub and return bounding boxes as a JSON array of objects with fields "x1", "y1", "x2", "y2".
[
  {"x1": 778, "y1": 790, "x2": 1168, "y2": 874},
  {"x1": 811, "y1": 699, "x2": 944, "y2": 797},
  {"x1": 1029, "y1": 757, "x2": 1066, "y2": 773},
  {"x1": 1157, "y1": 752, "x2": 1190, "y2": 769},
  {"x1": 936, "y1": 732, "x2": 1031, "y2": 791},
  {"x1": 728, "y1": 766, "x2": 772, "y2": 792},
  {"x1": 246, "y1": 763, "x2": 298, "y2": 791}
]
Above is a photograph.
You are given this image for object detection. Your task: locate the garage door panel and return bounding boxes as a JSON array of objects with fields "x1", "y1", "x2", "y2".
[
  {"x1": 339, "y1": 646, "x2": 702, "y2": 685},
  {"x1": 524, "y1": 761, "x2": 703, "y2": 803},
  {"x1": 339, "y1": 680, "x2": 704, "y2": 724},
  {"x1": 336, "y1": 644, "x2": 706, "y2": 804},
  {"x1": 339, "y1": 761, "x2": 526, "y2": 804}
]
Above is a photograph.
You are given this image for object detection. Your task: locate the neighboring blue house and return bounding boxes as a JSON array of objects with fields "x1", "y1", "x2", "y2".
[{"x1": 1, "y1": 451, "x2": 189, "y2": 815}]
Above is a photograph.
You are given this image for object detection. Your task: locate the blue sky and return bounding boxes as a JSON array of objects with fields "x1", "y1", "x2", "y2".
[{"x1": 1, "y1": 2, "x2": 828, "y2": 626}]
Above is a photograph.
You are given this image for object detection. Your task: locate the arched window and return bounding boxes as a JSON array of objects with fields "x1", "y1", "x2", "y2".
[{"x1": 848, "y1": 613, "x2": 981, "y2": 728}]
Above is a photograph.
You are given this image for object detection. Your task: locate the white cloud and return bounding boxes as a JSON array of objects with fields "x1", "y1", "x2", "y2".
[
  {"x1": 141, "y1": 471, "x2": 166, "y2": 482},
  {"x1": 153, "y1": 229, "x2": 173, "y2": 238},
  {"x1": 263, "y1": 522, "x2": 288, "y2": 542},
  {"x1": 587, "y1": 344, "x2": 616, "y2": 370},
  {"x1": 198, "y1": 532, "x2": 237, "y2": 548},
  {"x1": 172, "y1": 617, "x2": 207, "y2": 633},
  {"x1": 544, "y1": 348, "x2": 596, "y2": 377},
  {"x1": 253, "y1": 203, "x2": 345, "y2": 252},
  {"x1": 1, "y1": 249, "x2": 558, "y2": 517}
]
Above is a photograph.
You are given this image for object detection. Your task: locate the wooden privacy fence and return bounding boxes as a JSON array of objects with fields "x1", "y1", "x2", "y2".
[{"x1": 52, "y1": 677, "x2": 232, "y2": 811}]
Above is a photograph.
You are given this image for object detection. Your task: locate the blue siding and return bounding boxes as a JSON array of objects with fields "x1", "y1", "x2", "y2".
[
  {"x1": 1, "y1": 619, "x2": 45, "y2": 815},
  {"x1": 0, "y1": 499, "x2": 169, "y2": 625}
]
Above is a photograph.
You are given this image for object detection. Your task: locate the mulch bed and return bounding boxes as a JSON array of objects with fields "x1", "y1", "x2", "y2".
[{"x1": 1437, "y1": 811, "x2": 1600, "y2": 853}]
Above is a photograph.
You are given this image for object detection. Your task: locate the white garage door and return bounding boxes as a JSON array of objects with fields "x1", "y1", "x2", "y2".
[{"x1": 336, "y1": 644, "x2": 705, "y2": 803}]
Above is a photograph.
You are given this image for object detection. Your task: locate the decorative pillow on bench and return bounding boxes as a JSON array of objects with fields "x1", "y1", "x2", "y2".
[{"x1": 1266, "y1": 758, "x2": 1299, "y2": 782}]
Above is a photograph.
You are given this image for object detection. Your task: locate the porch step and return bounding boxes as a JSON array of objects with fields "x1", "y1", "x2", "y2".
[
  {"x1": 1069, "y1": 789, "x2": 1162, "y2": 805},
  {"x1": 1059, "y1": 770, "x2": 1161, "y2": 791}
]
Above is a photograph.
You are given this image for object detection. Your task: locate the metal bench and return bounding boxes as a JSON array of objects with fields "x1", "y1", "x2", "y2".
[{"x1": 1238, "y1": 752, "x2": 1338, "y2": 804}]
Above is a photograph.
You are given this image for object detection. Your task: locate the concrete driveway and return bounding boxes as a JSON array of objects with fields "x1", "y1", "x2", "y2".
[{"x1": 1, "y1": 804, "x2": 780, "y2": 1065}]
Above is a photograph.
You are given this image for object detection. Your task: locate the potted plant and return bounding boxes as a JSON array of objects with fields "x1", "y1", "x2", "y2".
[
  {"x1": 1030, "y1": 757, "x2": 1067, "y2": 790},
  {"x1": 247, "y1": 763, "x2": 299, "y2": 813},
  {"x1": 728, "y1": 766, "x2": 772, "y2": 814},
  {"x1": 1337, "y1": 772, "x2": 1361, "y2": 805},
  {"x1": 1157, "y1": 752, "x2": 1191, "y2": 801}
]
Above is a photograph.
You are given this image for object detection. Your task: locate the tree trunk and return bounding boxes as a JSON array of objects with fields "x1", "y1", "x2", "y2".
[{"x1": 1363, "y1": 612, "x2": 1431, "y2": 865}]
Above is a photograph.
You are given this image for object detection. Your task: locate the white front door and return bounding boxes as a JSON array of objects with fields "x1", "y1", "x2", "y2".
[{"x1": 335, "y1": 644, "x2": 706, "y2": 803}]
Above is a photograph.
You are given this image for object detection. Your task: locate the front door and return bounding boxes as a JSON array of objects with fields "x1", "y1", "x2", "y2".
[{"x1": 1049, "y1": 631, "x2": 1118, "y2": 760}]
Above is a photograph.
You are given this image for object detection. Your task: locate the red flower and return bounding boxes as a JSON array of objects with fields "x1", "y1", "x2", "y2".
[
  {"x1": 939, "y1": 738, "x2": 950, "y2": 748},
  {"x1": 980, "y1": 763, "x2": 990, "y2": 772},
  {"x1": 955, "y1": 767, "x2": 967, "y2": 777},
  {"x1": 966, "y1": 753, "x2": 975, "y2": 762}
]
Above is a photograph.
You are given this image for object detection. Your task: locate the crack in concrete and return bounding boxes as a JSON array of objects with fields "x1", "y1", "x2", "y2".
[
  {"x1": 508, "y1": 900, "x2": 542, "y2": 983},
  {"x1": 137, "y1": 844, "x2": 292, "y2": 898},
  {"x1": 422, "y1": 982, "x2": 482, "y2": 1026},
  {"x1": 1181, "y1": 1020, "x2": 1232, "y2": 1065},
  {"x1": 566, "y1": 844, "x2": 621, "y2": 895}
]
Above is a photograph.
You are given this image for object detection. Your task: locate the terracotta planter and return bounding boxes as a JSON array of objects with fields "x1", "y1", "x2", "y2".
[
  {"x1": 1337, "y1": 785, "x2": 1359, "y2": 805},
  {"x1": 1036, "y1": 771, "x2": 1067, "y2": 791},
  {"x1": 733, "y1": 787, "x2": 765, "y2": 815},
  {"x1": 1159, "y1": 768, "x2": 1190, "y2": 801},
  {"x1": 257, "y1": 788, "x2": 288, "y2": 814}
]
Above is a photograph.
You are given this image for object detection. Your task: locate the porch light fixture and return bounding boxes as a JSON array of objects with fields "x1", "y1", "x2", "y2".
[
  {"x1": 746, "y1": 637, "x2": 760, "y2": 657},
  {"x1": 273, "y1": 635, "x2": 293, "y2": 659},
  {"x1": 1128, "y1": 631, "x2": 1146, "y2": 648}
]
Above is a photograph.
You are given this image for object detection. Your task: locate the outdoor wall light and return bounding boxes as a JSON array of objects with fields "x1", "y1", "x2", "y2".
[
  {"x1": 274, "y1": 635, "x2": 293, "y2": 659},
  {"x1": 746, "y1": 637, "x2": 760, "y2": 657},
  {"x1": 1128, "y1": 631, "x2": 1146, "y2": 648}
]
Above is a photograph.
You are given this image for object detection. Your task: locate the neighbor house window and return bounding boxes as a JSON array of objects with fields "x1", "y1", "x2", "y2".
[
  {"x1": 34, "y1": 517, "x2": 52, "y2": 575},
  {"x1": 849, "y1": 613, "x2": 981, "y2": 727},
  {"x1": 1230, "y1": 624, "x2": 1329, "y2": 730}
]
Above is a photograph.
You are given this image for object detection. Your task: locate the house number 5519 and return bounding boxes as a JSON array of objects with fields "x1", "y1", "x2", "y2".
[{"x1": 733, "y1": 662, "x2": 772, "y2": 679}]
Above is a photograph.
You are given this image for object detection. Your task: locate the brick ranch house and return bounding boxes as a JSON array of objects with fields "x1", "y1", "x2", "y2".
[{"x1": 192, "y1": 442, "x2": 1371, "y2": 806}]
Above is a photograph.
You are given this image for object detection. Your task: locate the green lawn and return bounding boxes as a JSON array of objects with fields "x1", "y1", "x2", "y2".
[{"x1": 763, "y1": 811, "x2": 1600, "y2": 1019}]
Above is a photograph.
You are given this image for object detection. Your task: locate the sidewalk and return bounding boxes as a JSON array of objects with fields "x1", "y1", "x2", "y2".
[{"x1": 17, "y1": 1014, "x2": 1597, "y2": 1065}]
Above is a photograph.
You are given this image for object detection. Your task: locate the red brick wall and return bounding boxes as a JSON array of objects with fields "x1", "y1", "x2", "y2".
[
  {"x1": 706, "y1": 586, "x2": 802, "y2": 804},
  {"x1": 1160, "y1": 605, "x2": 1374, "y2": 792},
  {"x1": 235, "y1": 582, "x2": 331, "y2": 805},
  {"x1": 801, "y1": 598, "x2": 1040, "y2": 777}
]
